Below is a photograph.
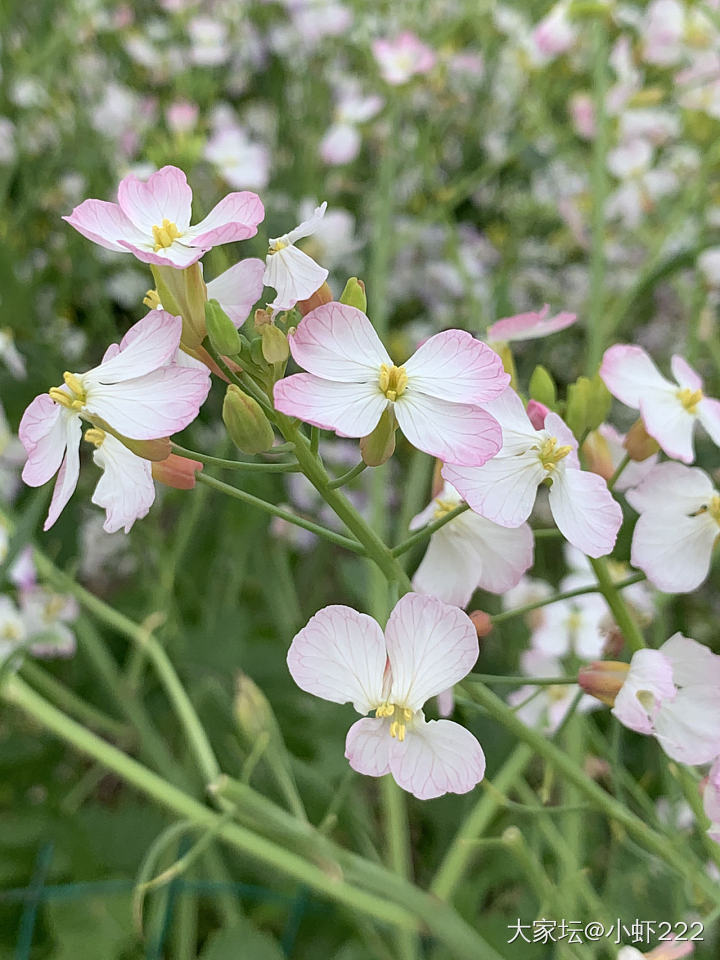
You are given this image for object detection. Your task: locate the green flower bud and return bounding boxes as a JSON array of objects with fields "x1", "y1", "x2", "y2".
[
  {"x1": 565, "y1": 377, "x2": 590, "y2": 439},
  {"x1": 529, "y1": 365, "x2": 557, "y2": 409},
  {"x1": 222, "y1": 384, "x2": 275, "y2": 454},
  {"x1": 585, "y1": 374, "x2": 612, "y2": 432},
  {"x1": 261, "y1": 324, "x2": 290, "y2": 363},
  {"x1": 360, "y1": 407, "x2": 397, "y2": 466},
  {"x1": 339, "y1": 277, "x2": 367, "y2": 312},
  {"x1": 205, "y1": 299, "x2": 241, "y2": 357}
]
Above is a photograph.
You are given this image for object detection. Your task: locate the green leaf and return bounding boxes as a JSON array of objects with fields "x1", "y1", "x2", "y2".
[{"x1": 199, "y1": 921, "x2": 285, "y2": 960}]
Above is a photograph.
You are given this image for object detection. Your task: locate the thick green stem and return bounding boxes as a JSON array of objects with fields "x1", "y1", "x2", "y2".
[
  {"x1": 590, "y1": 558, "x2": 646, "y2": 652},
  {"x1": 171, "y1": 443, "x2": 300, "y2": 473}
]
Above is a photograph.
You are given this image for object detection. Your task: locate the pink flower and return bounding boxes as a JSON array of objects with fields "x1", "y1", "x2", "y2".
[
  {"x1": 166, "y1": 99, "x2": 199, "y2": 134},
  {"x1": 642, "y1": 0, "x2": 685, "y2": 66},
  {"x1": 486, "y1": 304, "x2": 576, "y2": 343},
  {"x1": 287, "y1": 593, "x2": 486, "y2": 799},
  {"x1": 443, "y1": 388, "x2": 622, "y2": 557},
  {"x1": 372, "y1": 32, "x2": 436, "y2": 86},
  {"x1": 64, "y1": 165, "x2": 264, "y2": 269},
  {"x1": 532, "y1": 2, "x2": 577, "y2": 59},
  {"x1": 19, "y1": 310, "x2": 210, "y2": 530},
  {"x1": 600, "y1": 346, "x2": 720, "y2": 463},
  {"x1": 274, "y1": 302, "x2": 509, "y2": 466},
  {"x1": 410, "y1": 481, "x2": 534, "y2": 607},
  {"x1": 320, "y1": 124, "x2": 361, "y2": 165},
  {"x1": 263, "y1": 203, "x2": 329, "y2": 311},
  {"x1": 613, "y1": 633, "x2": 720, "y2": 764},
  {"x1": 626, "y1": 461, "x2": 720, "y2": 593}
]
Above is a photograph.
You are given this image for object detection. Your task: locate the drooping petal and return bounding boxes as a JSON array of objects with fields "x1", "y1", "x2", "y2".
[
  {"x1": 117, "y1": 165, "x2": 193, "y2": 233},
  {"x1": 443, "y1": 455, "x2": 544, "y2": 527},
  {"x1": 625, "y1": 461, "x2": 714, "y2": 515},
  {"x1": 600, "y1": 344, "x2": 674, "y2": 408},
  {"x1": 274, "y1": 374, "x2": 387, "y2": 437},
  {"x1": 630, "y1": 511, "x2": 717, "y2": 593},
  {"x1": 548, "y1": 466, "x2": 622, "y2": 557},
  {"x1": 118, "y1": 239, "x2": 206, "y2": 269},
  {"x1": 638, "y1": 390, "x2": 696, "y2": 463},
  {"x1": 206, "y1": 258, "x2": 265, "y2": 326},
  {"x1": 91, "y1": 434, "x2": 155, "y2": 534},
  {"x1": 186, "y1": 191, "x2": 265, "y2": 247},
  {"x1": 44, "y1": 415, "x2": 82, "y2": 530},
  {"x1": 661, "y1": 633, "x2": 720, "y2": 688},
  {"x1": 487, "y1": 305, "x2": 577, "y2": 342},
  {"x1": 88, "y1": 311, "x2": 182, "y2": 384},
  {"x1": 385, "y1": 593, "x2": 478, "y2": 711},
  {"x1": 388, "y1": 716, "x2": 486, "y2": 800},
  {"x1": 612, "y1": 649, "x2": 676, "y2": 735},
  {"x1": 697, "y1": 396, "x2": 720, "y2": 447},
  {"x1": 20, "y1": 395, "x2": 68, "y2": 486},
  {"x1": 394, "y1": 392, "x2": 502, "y2": 466},
  {"x1": 287, "y1": 302, "x2": 390, "y2": 382},
  {"x1": 654, "y1": 687, "x2": 720, "y2": 764},
  {"x1": 345, "y1": 717, "x2": 392, "y2": 777},
  {"x1": 287, "y1": 605, "x2": 386, "y2": 714},
  {"x1": 280, "y1": 201, "x2": 327, "y2": 246},
  {"x1": 264, "y1": 245, "x2": 329, "y2": 311},
  {"x1": 62, "y1": 200, "x2": 148, "y2": 252},
  {"x1": 402, "y1": 330, "x2": 509, "y2": 404}
]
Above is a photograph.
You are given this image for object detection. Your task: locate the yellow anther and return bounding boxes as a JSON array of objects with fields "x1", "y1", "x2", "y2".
[
  {"x1": 152, "y1": 218, "x2": 182, "y2": 251},
  {"x1": 433, "y1": 497, "x2": 458, "y2": 520},
  {"x1": 144, "y1": 289, "x2": 162, "y2": 309},
  {"x1": 48, "y1": 388, "x2": 73, "y2": 409},
  {"x1": 49, "y1": 371, "x2": 86, "y2": 410},
  {"x1": 376, "y1": 703, "x2": 413, "y2": 741},
  {"x1": 1, "y1": 622, "x2": 21, "y2": 641},
  {"x1": 378, "y1": 363, "x2": 408, "y2": 402},
  {"x1": 677, "y1": 387, "x2": 703, "y2": 414},
  {"x1": 268, "y1": 239, "x2": 289, "y2": 253},
  {"x1": 63, "y1": 371, "x2": 85, "y2": 398},
  {"x1": 709, "y1": 495, "x2": 720, "y2": 524},
  {"x1": 538, "y1": 436, "x2": 572, "y2": 471},
  {"x1": 84, "y1": 428, "x2": 106, "y2": 448}
]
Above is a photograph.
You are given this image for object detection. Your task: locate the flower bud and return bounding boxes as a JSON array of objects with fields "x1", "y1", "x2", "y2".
[
  {"x1": 205, "y1": 299, "x2": 241, "y2": 357},
  {"x1": 468, "y1": 610, "x2": 493, "y2": 638},
  {"x1": 529, "y1": 364, "x2": 557, "y2": 409},
  {"x1": 234, "y1": 672, "x2": 277, "y2": 742},
  {"x1": 152, "y1": 453, "x2": 203, "y2": 489},
  {"x1": 223, "y1": 384, "x2": 275, "y2": 454},
  {"x1": 577, "y1": 660, "x2": 629, "y2": 706},
  {"x1": 624, "y1": 418, "x2": 660, "y2": 461},
  {"x1": 360, "y1": 406, "x2": 397, "y2": 466},
  {"x1": 339, "y1": 277, "x2": 367, "y2": 312},
  {"x1": 297, "y1": 281, "x2": 333, "y2": 316},
  {"x1": 526, "y1": 399, "x2": 550, "y2": 431},
  {"x1": 151, "y1": 262, "x2": 207, "y2": 350},
  {"x1": 582, "y1": 429, "x2": 614, "y2": 481},
  {"x1": 260, "y1": 324, "x2": 290, "y2": 363}
]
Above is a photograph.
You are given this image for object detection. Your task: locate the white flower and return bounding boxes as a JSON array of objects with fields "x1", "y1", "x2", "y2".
[{"x1": 263, "y1": 202, "x2": 330, "y2": 311}]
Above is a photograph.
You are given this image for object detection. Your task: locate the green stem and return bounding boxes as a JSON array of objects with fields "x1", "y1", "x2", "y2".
[
  {"x1": 328, "y1": 461, "x2": 368, "y2": 489},
  {"x1": 381, "y1": 778, "x2": 415, "y2": 960},
  {"x1": 490, "y1": 572, "x2": 645, "y2": 626},
  {"x1": 587, "y1": 13, "x2": 610, "y2": 372},
  {"x1": 391, "y1": 504, "x2": 469, "y2": 558},
  {"x1": 608, "y1": 453, "x2": 630, "y2": 490},
  {"x1": 171, "y1": 443, "x2": 300, "y2": 473},
  {"x1": 464, "y1": 674, "x2": 577, "y2": 687},
  {"x1": 590, "y1": 557, "x2": 646, "y2": 652}
]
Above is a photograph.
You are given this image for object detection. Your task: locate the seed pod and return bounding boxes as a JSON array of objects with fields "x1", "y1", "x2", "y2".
[
  {"x1": 205, "y1": 299, "x2": 241, "y2": 356},
  {"x1": 222, "y1": 384, "x2": 275, "y2": 454}
]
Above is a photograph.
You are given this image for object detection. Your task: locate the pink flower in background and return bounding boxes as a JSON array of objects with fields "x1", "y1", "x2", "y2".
[
  {"x1": 532, "y1": 2, "x2": 577, "y2": 59},
  {"x1": 287, "y1": 593, "x2": 485, "y2": 800},
  {"x1": 372, "y1": 32, "x2": 436, "y2": 86},
  {"x1": 569, "y1": 92, "x2": 595, "y2": 139},
  {"x1": 487, "y1": 304, "x2": 577, "y2": 343},
  {"x1": 19, "y1": 311, "x2": 210, "y2": 530},
  {"x1": 410, "y1": 481, "x2": 533, "y2": 607},
  {"x1": 264, "y1": 202, "x2": 329, "y2": 310},
  {"x1": 443, "y1": 388, "x2": 622, "y2": 557},
  {"x1": 166, "y1": 99, "x2": 199, "y2": 134},
  {"x1": 321, "y1": 87, "x2": 383, "y2": 165},
  {"x1": 600, "y1": 346, "x2": 720, "y2": 463},
  {"x1": 274, "y1": 302, "x2": 509, "y2": 465},
  {"x1": 613, "y1": 634, "x2": 720, "y2": 765},
  {"x1": 204, "y1": 126, "x2": 271, "y2": 191},
  {"x1": 642, "y1": 0, "x2": 685, "y2": 66},
  {"x1": 626, "y1": 462, "x2": 720, "y2": 593},
  {"x1": 64, "y1": 165, "x2": 264, "y2": 269}
]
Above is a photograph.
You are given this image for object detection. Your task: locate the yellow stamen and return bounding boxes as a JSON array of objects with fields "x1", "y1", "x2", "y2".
[
  {"x1": 144, "y1": 289, "x2": 162, "y2": 309},
  {"x1": 268, "y1": 239, "x2": 289, "y2": 254},
  {"x1": 676, "y1": 387, "x2": 703, "y2": 414},
  {"x1": 538, "y1": 436, "x2": 572, "y2": 472},
  {"x1": 378, "y1": 363, "x2": 408, "y2": 402},
  {"x1": 84, "y1": 428, "x2": 106, "y2": 448},
  {"x1": 433, "y1": 497, "x2": 458, "y2": 520},
  {"x1": 49, "y1": 371, "x2": 86, "y2": 411},
  {"x1": 152, "y1": 218, "x2": 182, "y2": 251},
  {"x1": 376, "y1": 703, "x2": 414, "y2": 742},
  {"x1": 708, "y1": 495, "x2": 720, "y2": 525}
]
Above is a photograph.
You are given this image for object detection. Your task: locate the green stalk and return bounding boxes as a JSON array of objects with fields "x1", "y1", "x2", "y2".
[
  {"x1": 171, "y1": 443, "x2": 300, "y2": 473},
  {"x1": 589, "y1": 558, "x2": 646, "y2": 652},
  {"x1": 490, "y1": 572, "x2": 645, "y2": 626},
  {"x1": 391, "y1": 504, "x2": 469, "y2": 557}
]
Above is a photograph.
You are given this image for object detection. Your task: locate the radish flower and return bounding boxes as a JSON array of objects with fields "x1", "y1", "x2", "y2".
[
  {"x1": 487, "y1": 304, "x2": 576, "y2": 343},
  {"x1": 287, "y1": 592, "x2": 486, "y2": 800},
  {"x1": 264, "y1": 202, "x2": 329, "y2": 311},
  {"x1": 372, "y1": 33, "x2": 436, "y2": 86},
  {"x1": 443, "y1": 388, "x2": 622, "y2": 556},
  {"x1": 274, "y1": 302, "x2": 509, "y2": 465}
]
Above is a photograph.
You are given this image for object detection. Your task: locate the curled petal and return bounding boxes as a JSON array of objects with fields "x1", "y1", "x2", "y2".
[
  {"x1": 20, "y1": 395, "x2": 67, "y2": 486},
  {"x1": 44, "y1": 416, "x2": 82, "y2": 530},
  {"x1": 264, "y1": 245, "x2": 328, "y2": 311}
]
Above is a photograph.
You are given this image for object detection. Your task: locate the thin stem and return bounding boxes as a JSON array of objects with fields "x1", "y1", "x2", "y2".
[
  {"x1": 328, "y1": 461, "x2": 368, "y2": 489},
  {"x1": 171, "y1": 443, "x2": 300, "y2": 473},
  {"x1": 381, "y1": 778, "x2": 416, "y2": 960},
  {"x1": 590, "y1": 557, "x2": 646, "y2": 652},
  {"x1": 587, "y1": 13, "x2": 610, "y2": 372},
  {"x1": 490, "y1": 572, "x2": 646, "y2": 625},
  {"x1": 608, "y1": 453, "x2": 631, "y2": 490},
  {"x1": 464, "y1": 674, "x2": 577, "y2": 687},
  {"x1": 391, "y1": 504, "x2": 469, "y2": 558}
]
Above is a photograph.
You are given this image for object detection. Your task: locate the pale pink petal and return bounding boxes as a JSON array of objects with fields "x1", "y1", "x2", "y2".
[
  {"x1": 43, "y1": 415, "x2": 82, "y2": 530},
  {"x1": 91, "y1": 434, "x2": 155, "y2": 533},
  {"x1": 481, "y1": 387, "x2": 538, "y2": 453},
  {"x1": 466, "y1": 515, "x2": 535, "y2": 594},
  {"x1": 612, "y1": 649, "x2": 675, "y2": 735},
  {"x1": 548, "y1": 467, "x2": 622, "y2": 557},
  {"x1": 205, "y1": 259, "x2": 265, "y2": 326},
  {"x1": 697, "y1": 396, "x2": 720, "y2": 447},
  {"x1": 394, "y1": 392, "x2": 502, "y2": 466},
  {"x1": 638, "y1": 389, "x2": 696, "y2": 463},
  {"x1": 385, "y1": 593, "x2": 478, "y2": 711},
  {"x1": 487, "y1": 305, "x2": 577, "y2": 342},
  {"x1": 88, "y1": 311, "x2": 182, "y2": 383},
  {"x1": 321, "y1": 123, "x2": 361, "y2": 165},
  {"x1": 264, "y1": 245, "x2": 329, "y2": 311},
  {"x1": 630, "y1": 511, "x2": 716, "y2": 593},
  {"x1": 117, "y1": 239, "x2": 205, "y2": 269},
  {"x1": 117, "y1": 165, "x2": 193, "y2": 232},
  {"x1": 19, "y1": 395, "x2": 67, "y2": 486},
  {"x1": 287, "y1": 605, "x2": 386, "y2": 713},
  {"x1": 411, "y1": 525, "x2": 482, "y2": 608},
  {"x1": 660, "y1": 633, "x2": 720, "y2": 688},
  {"x1": 443, "y1": 455, "x2": 544, "y2": 527},
  {"x1": 436, "y1": 688, "x2": 455, "y2": 718},
  {"x1": 388, "y1": 717, "x2": 485, "y2": 799},
  {"x1": 600, "y1": 344, "x2": 673, "y2": 408},
  {"x1": 671, "y1": 354, "x2": 703, "y2": 391},
  {"x1": 625, "y1": 461, "x2": 714, "y2": 515},
  {"x1": 62, "y1": 199, "x2": 148, "y2": 252},
  {"x1": 654, "y1": 688, "x2": 720, "y2": 764},
  {"x1": 526, "y1": 399, "x2": 550, "y2": 430},
  {"x1": 345, "y1": 717, "x2": 392, "y2": 776},
  {"x1": 287, "y1": 302, "x2": 390, "y2": 382},
  {"x1": 403, "y1": 330, "x2": 509, "y2": 404},
  {"x1": 273, "y1": 374, "x2": 387, "y2": 437},
  {"x1": 543, "y1": 412, "x2": 580, "y2": 468},
  {"x1": 187, "y1": 191, "x2": 265, "y2": 247}
]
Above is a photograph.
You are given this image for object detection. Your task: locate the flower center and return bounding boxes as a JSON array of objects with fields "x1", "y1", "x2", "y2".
[
  {"x1": 143, "y1": 289, "x2": 162, "y2": 310},
  {"x1": 433, "y1": 497, "x2": 458, "y2": 520},
  {"x1": 49, "y1": 372, "x2": 86, "y2": 411},
  {"x1": 152, "y1": 218, "x2": 182, "y2": 251},
  {"x1": 84, "y1": 428, "x2": 106, "y2": 448},
  {"x1": 268, "y1": 238, "x2": 289, "y2": 253},
  {"x1": 1, "y1": 621, "x2": 22, "y2": 641},
  {"x1": 376, "y1": 702, "x2": 414, "y2": 741},
  {"x1": 676, "y1": 387, "x2": 703, "y2": 413},
  {"x1": 378, "y1": 364, "x2": 408, "y2": 402},
  {"x1": 538, "y1": 436, "x2": 572, "y2": 472}
]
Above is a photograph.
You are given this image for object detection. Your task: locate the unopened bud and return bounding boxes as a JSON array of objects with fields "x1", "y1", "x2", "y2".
[
  {"x1": 360, "y1": 406, "x2": 397, "y2": 466},
  {"x1": 152, "y1": 454, "x2": 203, "y2": 489},
  {"x1": 624, "y1": 418, "x2": 660, "y2": 461},
  {"x1": 297, "y1": 281, "x2": 332, "y2": 316},
  {"x1": 526, "y1": 399, "x2": 550, "y2": 430},
  {"x1": 468, "y1": 610, "x2": 493, "y2": 638},
  {"x1": 260, "y1": 324, "x2": 290, "y2": 363},
  {"x1": 339, "y1": 277, "x2": 367, "y2": 312},
  {"x1": 234, "y1": 672, "x2": 278, "y2": 742},
  {"x1": 577, "y1": 660, "x2": 629, "y2": 706},
  {"x1": 529, "y1": 365, "x2": 557, "y2": 409},
  {"x1": 223, "y1": 384, "x2": 275, "y2": 454},
  {"x1": 582, "y1": 429, "x2": 614, "y2": 482},
  {"x1": 205, "y1": 299, "x2": 241, "y2": 357},
  {"x1": 116, "y1": 435, "x2": 172, "y2": 462}
]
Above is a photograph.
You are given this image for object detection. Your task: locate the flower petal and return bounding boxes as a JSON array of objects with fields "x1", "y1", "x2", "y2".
[
  {"x1": 625, "y1": 461, "x2": 714, "y2": 515},
  {"x1": 385, "y1": 593, "x2": 478, "y2": 710},
  {"x1": 411, "y1": 524, "x2": 483, "y2": 608},
  {"x1": 88, "y1": 311, "x2": 182, "y2": 384},
  {"x1": 403, "y1": 330, "x2": 509, "y2": 404},
  {"x1": 660, "y1": 633, "x2": 720, "y2": 688},
  {"x1": 63, "y1": 199, "x2": 148, "y2": 252},
  {"x1": 600, "y1": 344, "x2": 674, "y2": 408},
  {"x1": 345, "y1": 717, "x2": 392, "y2": 777},
  {"x1": 443, "y1": 455, "x2": 543, "y2": 527},
  {"x1": 287, "y1": 302, "x2": 390, "y2": 382},
  {"x1": 117, "y1": 240, "x2": 205, "y2": 269},
  {"x1": 273, "y1": 374, "x2": 386, "y2": 437},
  {"x1": 187, "y1": 191, "x2": 265, "y2": 247},
  {"x1": 487, "y1": 305, "x2": 577, "y2": 342},
  {"x1": 206, "y1": 258, "x2": 265, "y2": 326},
  {"x1": 638, "y1": 390, "x2": 696, "y2": 463},
  {"x1": 671, "y1": 354, "x2": 703, "y2": 391},
  {"x1": 388, "y1": 716, "x2": 485, "y2": 799},
  {"x1": 548, "y1": 466, "x2": 622, "y2": 557},
  {"x1": 654, "y1": 687, "x2": 720, "y2": 764},
  {"x1": 117, "y1": 165, "x2": 193, "y2": 233},
  {"x1": 279, "y1": 201, "x2": 327, "y2": 246},
  {"x1": 264, "y1": 245, "x2": 329, "y2": 311},
  {"x1": 612, "y1": 649, "x2": 675, "y2": 735},
  {"x1": 43, "y1": 415, "x2": 82, "y2": 530},
  {"x1": 697, "y1": 396, "x2": 720, "y2": 447},
  {"x1": 394, "y1": 392, "x2": 502, "y2": 466},
  {"x1": 287, "y1": 605, "x2": 386, "y2": 713},
  {"x1": 91, "y1": 435, "x2": 155, "y2": 534},
  {"x1": 20, "y1": 396, "x2": 67, "y2": 486},
  {"x1": 630, "y1": 510, "x2": 716, "y2": 593}
]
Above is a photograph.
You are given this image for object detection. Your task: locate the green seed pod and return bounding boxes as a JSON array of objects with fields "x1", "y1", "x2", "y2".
[
  {"x1": 222, "y1": 384, "x2": 275, "y2": 454},
  {"x1": 529, "y1": 365, "x2": 557, "y2": 409},
  {"x1": 205, "y1": 299, "x2": 241, "y2": 356},
  {"x1": 339, "y1": 277, "x2": 367, "y2": 312},
  {"x1": 261, "y1": 324, "x2": 290, "y2": 363}
]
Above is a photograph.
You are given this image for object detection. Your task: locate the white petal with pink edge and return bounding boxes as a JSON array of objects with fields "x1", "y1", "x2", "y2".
[
  {"x1": 186, "y1": 191, "x2": 265, "y2": 247},
  {"x1": 660, "y1": 633, "x2": 720, "y2": 688},
  {"x1": 625, "y1": 461, "x2": 714, "y2": 515},
  {"x1": 89, "y1": 311, "x2": 182, "y2": 384},
  {"x1": 117, "y1": 166, "x2": 193, "y2": 233},
  {"x1": 345, "y1": 717, "x2": 392, "y2": 777},
  {"x1": 638, "y1": 389, "x2": 696, "y2": 463},
  {"x1": 403, "y1": 330, "x2": 509, "y2": 404},
  {"x1": 394, "y1": 392, "x2": 502, "y2": 466},
  {"x1": 388, "y1": 717, "x2": 485, "y2": 799},
  {"x1": 273, "y1": 374, "x2": 387, "y2": 437},
  {"x1": 600, "y1": 344, "x2": 674, "y2": 407},
  {"x1": 548, "y1": 467, "x2": 622, "y2": 557},
  {"x1": 654, "y1": 687, "x2": 720, "y2": 764},
  {"x1": 206, "y1": 259, "x2": 265, "y2": 326},
  {"x1": 287, "y1": 303, "x2": 390, "y2": 381},
  {"x1": 443, "y1": 455, "x2": 544, "y2": 527},
  {"x1": 19, "y1": 396, "x2": 69, "y2": 487},
  {"x1": 91, "y1": 434, "x2": 155, "y2": 534},
  {"x1": 62, "y1": 200, "x2": 148, "y2": 253},
  {"x1": 612, "y1": 649, "x2": 675, "y2": 736},
  {"x1": 630, "y1": 511, "x2": 716, "y2": 593},
  {"x1": 44, "y1": 416, "x2": 83, "y2": 531}
]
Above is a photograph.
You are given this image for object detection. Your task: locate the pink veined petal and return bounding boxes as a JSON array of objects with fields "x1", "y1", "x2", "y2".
[
  {"x1": 394, "y1": 392, "x2": 502, "y2": 466},
  {"x1": 117, "y1": 239, "x2": 206, "y2": 269},
  {"x1": 443, "y1": 455, "x2": 544, "y2": 528},
  {"x1": 638, "y1": 390, "x2": 696, "y2": 463},
  {"x1": 62, "y1": 199, "x2": 148, "y2": 253},
  {"x1": 543, "y1": 412, "x2": 580, "y2": 468},
  {"x1": 287, "y1": 302, "x2": 390, "y2": 382},
  {"x1": 88, "y1": 311, "x2": 182, "y2": 384},
  {"x1": 273, "y1": 374, "x2": 387, "y2": 437},
  {"x1": 385, "y1": 593, "x2": 478, "y2": 711},
  {"x1": 402, "y1": 330, "x2": 509, "y2": 404},
  {"x1": 487, "y1": 305, "x2": 577, "y2": 342},
  {"x1": 625, "y1": 461, "x2": 714, "y2": 515},
  {"x1": 465, "y1": 515, "x2": 535, "y2": 594},
  {"x1": 670, "y1": 354, "x2": 703, "y2": 391},
  {"x1": 43, "y1": 416, "x2": 82, "y2": 531},
  {"x1": 264, "y1": 245, "x2": 329, "y2": 311},
  {"x1": 548, "y1": 466, "x2": 622, "y2": 558},
  {"x1": 205, "y1": 258, "x2": 265, "y2": 326},
  {"x1": 187, "y1": 191, "x2": 265, "y2": 247},
  {"x1": 660, "y1": 632, "x2": 720, "y2": 688},
  {"x1": 345, "y1": 717, "x2": 392, "y2": 777},
  {"x1": 84, "y1": 366, "x2": 211, "y2": 440},
  {"x1": 612, "y1": 648, "x2": 676, "y2": 735},
  {"x1": 697, "y1": 396, "x2": 720, "y2": 447},
  {"x1": 19, "y1": 395, "x2": 67, "y2": 486},
  {"x1": 654, "y1": 687, "x2": 720, "y2": 764},
  {"x1": 411, "y1": 523, "x2": 483, "y2": 608},
  {"x1": 388, "y1": 716, "x2": 486, "y2": 800},
  {"x1": 287, "y1": 605, "x2": 386, "y2": 713},
  {"x1": 600, "y1": 344, "x2": 674, "y2": 408},
  {"x1": 481, "y1": 387, "x2": 538, "y2": 453},
  {"x1": 630, "y1": 510, "x2": 717, "y2": 593},
  {"x1": 117, "y1": 165, "x2": 193, "y2": 233},
  {"x1": 91, "y1": 434, "x2": 155, "y2": 534}
]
